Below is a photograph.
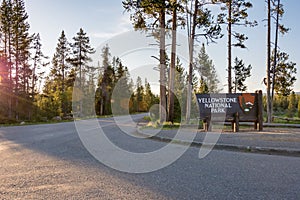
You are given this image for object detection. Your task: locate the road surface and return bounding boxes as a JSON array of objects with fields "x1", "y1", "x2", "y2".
[{"x1": 0, "y1": 114, "x2": 299, "y2": 199}]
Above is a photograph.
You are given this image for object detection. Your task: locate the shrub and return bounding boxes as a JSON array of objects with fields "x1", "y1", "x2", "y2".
[
  {"x1": 0, "y1": 116, "x2": 18, "y2": 124},
  {"x1": 298, "y1": 100, "x2": 300, "y2": 118}
]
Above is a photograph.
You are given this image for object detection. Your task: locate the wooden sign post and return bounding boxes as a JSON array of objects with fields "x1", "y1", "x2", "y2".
[{"x1": 195, "y1": 90, "x2": 263, "y2": 132}]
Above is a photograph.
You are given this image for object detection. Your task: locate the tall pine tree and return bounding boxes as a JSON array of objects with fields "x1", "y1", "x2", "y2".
[
  {"x1": 96, "y1": 45, "x2": 114, "y2": 116},
  {"x1": 68, "y1": 28, "x2": 95, "y2": 116},
  {"x1": 196, "y1": 43, "x2": 220, "y2": 93},
  {"x1": 111, "y1": 57, "x2": 132, "y2": 115},
  {"x1": 51, "y1": 30, "x2": 71, "y2": 116},
  {"x1": 232, "y1": 57, "x2": 252, "y2": 93},
  {"x1": 270, "y1": 50, "x2": 297, "y2": 97},
  {"x1": 217, "y1": 0, "x2": 257, "y2": 93},
  {"x1": 31, "y1": 33, "x2": 48, "y2": 97}
]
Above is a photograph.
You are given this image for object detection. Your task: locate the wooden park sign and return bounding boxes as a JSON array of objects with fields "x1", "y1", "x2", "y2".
[{"x1": 195, "y1": 90, "x2": 263, "y2": 132}]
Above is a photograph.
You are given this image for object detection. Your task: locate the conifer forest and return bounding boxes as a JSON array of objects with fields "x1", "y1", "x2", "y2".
[{"x1": 0, "y1": 0, "x2": 299, "y2": 124}]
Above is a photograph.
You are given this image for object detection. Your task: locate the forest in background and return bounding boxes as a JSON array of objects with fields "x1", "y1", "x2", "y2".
[{"x1": 0, "y1": 0, "x2": 299, "y2": 124}]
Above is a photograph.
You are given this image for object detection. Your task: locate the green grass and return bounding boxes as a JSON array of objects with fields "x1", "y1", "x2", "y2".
[
  {"x1": 161, "y1": 122, "x2": 181, "y2": 129},
  {"x1": 142, "y1": 120, "x2": 181, "y2": 130},
  {"x1": 0, "y1": 119, "x2": 74, "y2": 127},
  {"x1": 272, "y1": 117, "x2": 300, "y2": 124},
  {"x1": 143, "y1": 116, "x2": 151, "y2": 122}
]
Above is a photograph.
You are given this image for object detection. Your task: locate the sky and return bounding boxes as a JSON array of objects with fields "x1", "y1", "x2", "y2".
[{"x1": 25, "y1": 0, "x2": 300, "y2": 93}]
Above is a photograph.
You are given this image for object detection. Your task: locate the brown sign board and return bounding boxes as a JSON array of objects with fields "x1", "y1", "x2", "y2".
[{"x1": 195, "y1": 91, "x2": 263, "y2": 132}]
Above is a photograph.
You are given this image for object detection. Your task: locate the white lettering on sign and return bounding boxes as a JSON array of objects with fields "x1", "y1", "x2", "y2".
[{"x1": 198, "y1": 97, "x2": 237, "y2": 113}]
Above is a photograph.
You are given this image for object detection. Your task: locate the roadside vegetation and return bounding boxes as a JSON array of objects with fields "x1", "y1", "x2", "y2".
[{"x1": 0, "y1": 0, "x2": 298, "y2": 126}]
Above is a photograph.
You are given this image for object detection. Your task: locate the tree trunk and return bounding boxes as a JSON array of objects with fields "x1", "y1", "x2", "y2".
[
  {"x1": 100, "y1": 97, "x2": 103, "y2": 116},
  {"x1": 266, "y1": 0, "x2": 272, "y2": 123},
  {"x1": 7, "y1": 30, "x2": 13, "y2": 118},
  {"x1": 62, "y1": 56, "x2": 66, "y2": 116},
  {"x1": 228, "y1": 0, "x2": 232, "y2": 93},
  {"x1": 168, "y1": 2, "x2": 177, "y2": 123},
  {"x1": 79, "y1": 45, "x2": 83, "y2": 116},
  {"x1": 271, "y1": 0, "x2": 280, "y2": 121},
  {"x1": 32, "y1": 58, "x2": 37, "y2": 98},
  {"x1": 159, "y1": 7, "x2": 167, "y2": 123},
  {"x1": 186, "y1": 0, "x2": 198, "y2": 124},
  {"x1": 15, "y1": 36, "x2": 19, "y2": 120}
]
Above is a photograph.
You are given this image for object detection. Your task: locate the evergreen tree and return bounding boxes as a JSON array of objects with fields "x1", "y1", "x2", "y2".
[
  {"x1": 135, "y1": 76, "x2": 144, "y2": 112},
  {"x1": 111, "y1": 57, "x2": 132, "y2": 115},
  {"x1": 0, "y1": 54, "x2": 10, "y2": 119},
  {"x1": 0, "y1": 0, "x2": 14, "y2": 119},
  {"x1": 39, "y1": 76, "x2": 62, "y2": 118},
  {"x1": 183, "y1": 0, "x2": 222, "y2": 123},
  {"x1": 197, "y1": 76, "x2": 209, "y2": 94},
  {"x1": 128, "y1": 76, "x2": 157, "y2": 113},
  {"x1": 68, "y1": 28, "x2": 95, "y2": 116},
  {"x1": 51, "y1": 30, "x2": 71, "y2": 116},
  {"x1": 96, "y1": 45, "x2": 114, "y2": 115},
  {"x1": 288, "y1": 92, "x2": 296, "y2": 118},
  {"x1": 10, "y1": 0, "x2": 32, "y2": 120},
  {"x1": 217, "y1": 0, "x2": 257, "y2": 93},
  {"x1": 232, "y1": 57, "x2": 252, "y2": 93},
  {"x1": 271, "y1": 50, "x2": 297, "y2": 96},
  {"x1": 69, "y1": 28, "x2": 95, "y2": 83},
  {"x1": 30, "y1": 33, "x2": 49, "y2": 120},
  {"x1": 31, "y1": 33, "x2": 48, "y2": 97},
  {"x1": 174, "y1": 58, "x2": 186, "y2": 121},
  {"x1": 298, "y1": 100, "x2": 300, "y2": 118},
  {"x1": 196, "y1": 43, "x2": 220, "y2": 93},
  {"x1": 270, "y1": 0, "x2": 289, "y2": 99},
  {"x1": 265, "y1": 0, "x2": 289, "y2": 122},
  {"x1": 83, "y1": 71, "x2": 96, "y2": 116},
  {"x1": 114, "y1": 57, "x2": 125, "y2": 82},
  {"x1": 0, "y1": 0, "x2": 13, "y2": 85},
  {"x1": 0, "y1": 0, "x2": 53, "y2": 121},
  {"x1": 0, "y1": 0, "x2": 12, "y2": 80},
  {"x1": 144, "y1": 79, "x2": 156, "y2": 111},
  {"x1": 123, "y1": 0, "x2": 169, "y2": 122},
  {"x1": 278, "y1": 95, "x2": 288, "y2": 111},
  {"x1": 12, "y1": 0, "x2": 31, "y2": 94}
]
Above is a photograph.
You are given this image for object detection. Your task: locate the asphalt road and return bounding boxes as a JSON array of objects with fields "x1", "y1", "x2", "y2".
[{"x1": 0, "y1": 114, "x2": 299, "y2": 199}]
